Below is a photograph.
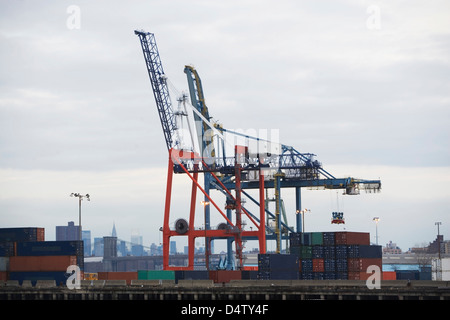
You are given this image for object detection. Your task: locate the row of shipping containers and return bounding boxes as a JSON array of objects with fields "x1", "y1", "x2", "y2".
[
  {"x1": 0, "y1": 227, "x2": 84, "y2": 285},
  {"x1": 257, "y1": 231, "x2": 383, "y2": 280},
  {"x1": 95, "y1": 269, "x2": 255, "y2": 284}
]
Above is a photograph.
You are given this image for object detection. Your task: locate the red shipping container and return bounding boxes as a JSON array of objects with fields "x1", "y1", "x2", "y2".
[
  {"x1": 9, "y1": 255, "x2": 76, "y2": 272},
  {"x1": 0, "y1": 271, "x2": 8, "y2": 281},
  {"x1": 36, "y1": 228, "x2": 45, "y2": 241},
  {"x1": 347, "y1": 271, "x2": 360, "y2": 280},
  {"x1": 97, "y1": 272, "x2": 138, "y2": 285},
  {"x1": 209, "y1": 270, "x2": 242, "y2": 283},
  {"x1": 312, "y1": 258, "x2": 324, "y2": 272},
  {"x1": 347, "y1": 258, "x2": 382, "y2": 272},
  {"x1": 334, "y1": 232, "x2": 370, "y2": 245}
]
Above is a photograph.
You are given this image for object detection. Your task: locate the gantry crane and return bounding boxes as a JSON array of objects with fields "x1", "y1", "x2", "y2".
[{"x1": 134, "y1": 30, "x2": 381, "y2": 270}]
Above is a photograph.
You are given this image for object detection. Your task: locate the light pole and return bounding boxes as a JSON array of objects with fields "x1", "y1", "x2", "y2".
[
  {"x1": 373, "y1": 217, "x2": 380, "y2": 245},
  {"x1": 296, "y1": 209, "x2": 310, "y2": 233},
  {"x1": 70, "y1": 193, "x2": 90, "y2": 242},
  {"x1": 435, "y1": 222, "x2": 442, "y2": 259}
]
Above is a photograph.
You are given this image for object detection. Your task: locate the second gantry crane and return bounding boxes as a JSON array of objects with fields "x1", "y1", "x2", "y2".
[{"x1": 134, "y1": 30, "x2": 381, "y2": 270}]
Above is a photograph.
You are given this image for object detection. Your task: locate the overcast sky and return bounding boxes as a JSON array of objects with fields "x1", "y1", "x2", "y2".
[{"x1": 1, "y1": 0, "x2": 449, "y2": 253}]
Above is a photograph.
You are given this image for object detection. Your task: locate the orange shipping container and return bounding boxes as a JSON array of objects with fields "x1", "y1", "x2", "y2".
[
  {"x1": 9, "y1": 255, "x2": 76, "y2": 272},
  {"x1": 382, "y1": 271, "x2": 396, "y2": 280},
  {"x1": 97, "y1": 272, "x2": 138, "y2": 285}
]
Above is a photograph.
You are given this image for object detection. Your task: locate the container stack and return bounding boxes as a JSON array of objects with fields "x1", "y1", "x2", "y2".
[
  {"x1": 257, "y1": 253, "x2": 299, "y2": 280},
  {"x1": 0, "y1": 227, "x2": 84, "y2": 286},
  {"x1": 1, "y1": 228, "x2": 45, "y2": 282},
  {"x1": 290, "y1": 231, "x2": 382, "y2": 280}
]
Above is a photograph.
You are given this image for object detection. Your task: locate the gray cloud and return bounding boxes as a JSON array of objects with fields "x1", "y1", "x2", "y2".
[{"x1": 0, "y1": 0, "x2": 449, "y2": 249}]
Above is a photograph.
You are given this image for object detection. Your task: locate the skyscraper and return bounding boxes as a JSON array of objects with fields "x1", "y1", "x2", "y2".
[{"x1": 56, "y1": 221, "x2": 80, "y2": 240}]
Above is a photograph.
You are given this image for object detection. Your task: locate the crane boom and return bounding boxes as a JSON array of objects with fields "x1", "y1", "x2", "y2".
[
  {"x1": 184, "y1": 65, "x2": 216, "y2": 159},
  {"x1": 135, "y1": 30, "x2": 178, "y2": 150}
]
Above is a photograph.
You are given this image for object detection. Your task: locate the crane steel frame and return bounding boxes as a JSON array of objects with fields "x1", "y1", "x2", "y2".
[
  {"x1": 135, "y1": 30, "x2": 381, "y2": 270},
  {"x1": 162, "y1": 148, "x2": 266, "y2": 270}
]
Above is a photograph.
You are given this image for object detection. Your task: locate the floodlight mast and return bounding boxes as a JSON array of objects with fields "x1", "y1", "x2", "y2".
[{"x1": 70, "y1": 193, "x2": 90, "y2": 243}]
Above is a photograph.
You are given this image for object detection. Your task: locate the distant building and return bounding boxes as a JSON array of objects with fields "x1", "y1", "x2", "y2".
[
  {"x1": 93, "y1": 237, "x2": 104, "y2": 256},
  {"x1": 383, "y1": 241, "x2": 402, "y2": 254},
  {"x1": 56, "y1": 221, "x2": 80, "y2": 241},
  {"x1": 170, "y1": 241, "x2": 177, "y2": 255},
  {"x1": 103, "y1": 236, "x2": 117, "y2": 258},
  {"x1": 82, "y1": 230, "x2": 91, "y2": 256},
  {"x1": 428, "y1": 235, "x2": 444, "y2": 254}
]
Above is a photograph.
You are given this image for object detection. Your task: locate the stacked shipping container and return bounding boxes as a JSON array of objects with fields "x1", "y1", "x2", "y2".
[
  {"x1": 290, "y1": 231, "x2": 382, "y2": 280},
  {"x1": 258, "y1": 254, "x2": 299, "y2": 280},
  {"x1": 0, "y1": 227, "x2": 84, "y2": 286}
]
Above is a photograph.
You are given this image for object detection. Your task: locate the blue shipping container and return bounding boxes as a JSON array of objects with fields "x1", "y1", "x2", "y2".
[
  {"x1": 16, "y1": 241, "x2": 83, "y2": 256},
  {"x1": 9, "y1": 271, "x2": 68, "y2": 286},
  {"x1": 323, "y1": 232, "x2": 335, "y2": 246}
]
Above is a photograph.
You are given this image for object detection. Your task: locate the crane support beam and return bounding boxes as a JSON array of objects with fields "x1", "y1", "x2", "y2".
[{"x1": 219, "y1": 178, "x2": 381, "y2": 192}]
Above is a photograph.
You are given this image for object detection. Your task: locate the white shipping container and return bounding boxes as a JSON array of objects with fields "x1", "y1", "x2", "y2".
[
  {"x1": 0, "y1": 257, "x2": 9, "y2": 271},
  {"x1": 432, "y1": 258, "x2": 450, "y2": 281}
]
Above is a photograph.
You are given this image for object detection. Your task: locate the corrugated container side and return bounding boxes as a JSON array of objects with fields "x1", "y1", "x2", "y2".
[
  {"x1": 266, "y1": 270, "x2": 299, "y2": 280},
  {"x1": 396, "y1": 270, "x2": 419, "y2": 280},
  {"x1": 312, "y1": 258, "x2": 325, "y2": 272},
  {"x1": 9, "y1": 255, "x2": 77, "y2": 272},
  {"x1": 323, "y1": 232, "x2": 335, "y2": 245},
  {"x1": 324, "y1": 272, "x2": 336, "y2": 280},
  {"x1": 382, "y1": 271, "x2": 396, "y2": 280},
  {"x1": 311, "y1": 232, "x2": 323, "y2": 245},
  {"x1": 16, "y1": 241, "x2": 83, "y2": 256},
  {"x1": 312, "y1": 246, "x2": 324, "y2": 258},
  {"x1": 313, "y1": 272, "x2": 324, "y2": 280},
  {"x1": 324, "y1": 259, "x2": 336, "y2": 272},
  {"x1": 347, "y1": 258, "x2": 382, "y2": 272},
  {"x1": 0, "y1": 227, "x2": 44, "y2": 242},
  {"x1": 183, "y1": 270, "x2": 209, "y2": 280},
  {"x1": 289, "y1": 233, "x2": 302, "y2": 247},
  {"x1": 336, "y1": 259, "x2": 348, "y2": 272},
  {"x1": 98, "y1": 272, "x2": 137, "y2": 285},
  {"x1": 302, "y1": 233, "x2": 312, "y2": 245},
  {"x1": 335, "y1": 245, "x2": 348, "y2": 259},
  {"x1": 210, "y1": 270, "x2": 242, "y2": 283},
  {"x1": 300, "y1": 272, "x2": 314, "y2": 280},
  {"x1": 347, "y1": 271, "x2": 360, "y2": 280},
  {"x1": 0, "y1": 242, "x2": 16, "y2": 257},
  {"x1": 0, "y1": 257, "x2": 9, "y2": 271},
  {"x1": 0, "y1": 271, "x2": 8, "y2": 281},
  {"x1": 336, "y1": 272, "x2": 348, "y2": 280},
  {"x1": 291, "y1": 246, "x2": 312, "y2": 259},
  {"x1": 301, "y1": 259, "x2": 313, "y2": 272},
  {"x1": 323, "y1": 246, "x2": 335, "y2": 259},
  {"x1": 335, "y1": 232, "x2": 370, "y2": 245},
  {"x1": 9, "y1": 271, "x2": 67, "y2": 286},
  {"x1": 141, "y1": 270, "x2": 175, "y2": 280},
  {"x1": 258, "y1": 254, "x2": 299, "y2": 271},
  {"x1": 241, "y1": 270, "x2": 258, "y2": 280}
]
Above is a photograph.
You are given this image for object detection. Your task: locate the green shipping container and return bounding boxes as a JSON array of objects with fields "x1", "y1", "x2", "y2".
[
  {"x1": 311, "y1": 232, "x2": 324, "y2": 245},
  {"x1": 138, "y1": 270, "x2": 175, "y2": 280},
  {"x1": 291, "y1": 245, "x2": 312, "y2": 259}
]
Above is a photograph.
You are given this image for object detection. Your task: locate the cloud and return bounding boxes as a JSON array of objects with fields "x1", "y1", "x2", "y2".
[{"x1": 0, "y1": 0, "x2": 449, "y2": 251}]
